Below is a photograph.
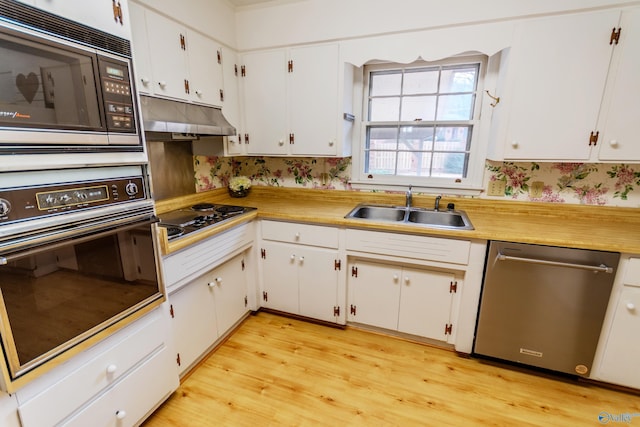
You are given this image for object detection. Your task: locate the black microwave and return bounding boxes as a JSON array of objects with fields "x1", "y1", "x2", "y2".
[{"x1": 0, "y1": 1, "x2": 142, "y2": 153}]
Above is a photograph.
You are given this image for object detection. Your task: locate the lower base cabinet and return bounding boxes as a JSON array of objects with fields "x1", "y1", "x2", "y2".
[
  {"x1": 597, "y1": 285, "x2": 640, "y2": 389},
  {"x1": 15, "y1": 307, "x2": 178, "y2": 427},
  {"x1": 347, "y1": 259, "x2": 459, "y2": 342},
  {"x1": 169, "y1": 252, "x2": 250, "y2": 376}
]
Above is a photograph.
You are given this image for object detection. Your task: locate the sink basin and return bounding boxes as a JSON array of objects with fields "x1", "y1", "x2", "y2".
[
  {"x1": 347, "y1": 205, "x2": 405, "y2": 222},
  {"x1": 345, "y1": 204, "x2": 474, "y2": 230}
]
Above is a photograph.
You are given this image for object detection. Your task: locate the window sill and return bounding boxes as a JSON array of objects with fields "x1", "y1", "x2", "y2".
[{"x1": 349, "y1": 180, "x2": 483, "y2": 197}]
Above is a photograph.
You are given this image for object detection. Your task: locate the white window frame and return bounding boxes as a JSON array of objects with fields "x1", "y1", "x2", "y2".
[{"x1": 351, "y1": 55, "x2": 491, "y2": 195}]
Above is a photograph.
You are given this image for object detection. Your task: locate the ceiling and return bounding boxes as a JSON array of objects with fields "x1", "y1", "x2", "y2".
[{"x1": 227, "y1": 0, "x2": 279, "y2": 7}]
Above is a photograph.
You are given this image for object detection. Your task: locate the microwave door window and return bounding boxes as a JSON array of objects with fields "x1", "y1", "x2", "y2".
[{"x1": 0, "y1": 31, "x2": 103, "y2": 131}]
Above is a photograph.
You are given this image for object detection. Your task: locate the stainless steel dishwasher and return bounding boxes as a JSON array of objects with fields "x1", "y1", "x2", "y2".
[{"x1": 474, "y1": 241, "x2": 619, "y2": 377}]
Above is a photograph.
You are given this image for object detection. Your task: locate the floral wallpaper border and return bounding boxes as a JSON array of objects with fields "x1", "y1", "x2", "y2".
[{"x1": 193, "y1": 156, "x2": 640, "y2": 207}]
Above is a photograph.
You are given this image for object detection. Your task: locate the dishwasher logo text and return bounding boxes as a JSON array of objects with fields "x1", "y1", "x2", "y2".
[{"x1": 598, "y1": 411, "x2": 640, "y2": 424}]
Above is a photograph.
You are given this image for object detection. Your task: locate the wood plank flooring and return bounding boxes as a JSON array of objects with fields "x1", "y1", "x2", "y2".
[{"x1": 143, "y1": 312, "x2": 640, "y2": 426}]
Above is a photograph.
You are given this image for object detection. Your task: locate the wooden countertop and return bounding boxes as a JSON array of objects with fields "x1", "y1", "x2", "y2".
[{"x1": 155, "y1": 187, "x2": 640, "y2": 255}]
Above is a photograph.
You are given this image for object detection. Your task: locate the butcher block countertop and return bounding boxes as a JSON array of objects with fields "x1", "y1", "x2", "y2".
[{"x1": 155, "y1": 187, "x2": 640, "y2": 255}]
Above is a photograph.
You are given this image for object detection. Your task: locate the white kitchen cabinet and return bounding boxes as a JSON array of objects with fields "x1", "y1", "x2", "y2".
[
  {"x1": 488, "y1": 9, "x2": 640, "y2": 162},
  {"x1": 596, "y1": 8, "x2": 640, "y2": 161},
  {"x1": 169, "y1": 252, "x2": 249, "y2": 376},
  {"x1": 260, "y1": 221, "x2": 344, "y2": 324},
  {"x1": 128, "y1": 3, "x2": 224, "y2": 106},
  {"x1": 0, "y1": 392, "x2": 19, "y2": 427},
  {"x1": 348, "y1": 259, "x2": 458, "y2": 342},
  {"x1": 596, "y1": 257, "x2": 640, "y2": 390},
  {"x1": 33, "y1": 0, "x2": 132, "y2": 39},
  {"x1": 221, "y1": 46, "x2": 244, "y2": 155},
  {"x1": 239, "y1": 44, "x2": 353, "y2": 157},
  {"x1": 16, "y1": 307, "x2": 177, "y2": 427}
]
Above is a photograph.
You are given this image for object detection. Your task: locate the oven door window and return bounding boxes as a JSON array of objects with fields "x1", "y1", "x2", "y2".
[
  {"x1": 0, "y1": 222, "x2": 162, "y2": 378},
  {"x1": 0, "y1": 28, "x2": 103, "y2": 131}
]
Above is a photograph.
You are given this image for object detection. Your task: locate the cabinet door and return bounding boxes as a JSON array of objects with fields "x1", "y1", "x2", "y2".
[
  {"x1": 186, "y1": 31, "x2": 223, "y2": 106},
  {"x1": 289, "y1": 44, "x2": 339, "y2": 156},
  {"x1": 597, "y1": 9, "x2": 640, "y2": 161},
  {"x1": 298, "y1": 246, "x2": 339, "y2": 323},
  {"x1": 398, "y1": 267, "x2": 455, "y2": 341},
  {"x1": 222, "y1": 47, "x2": 244, "y2": 155},
  {"x1": 598, "y1": 286, "x2": 640, "y2": 389},
  {"x1": 501, "y1": 10, "x2": 619, "y2": 160},
  {"x1": 128, "y1": 2, "x2": 153, "y2": 94},
  {"x1": 241, "y1": 50, "x2": 288, "y2": 155},
  {"x1": 169, "y1": 276, "x2": 218, "y2": 375},
  {"x1": 34, "y1": 0, "x2": 131, "y2": 39},
  {"x1": 347, "y1": 260, "x2": 401, "y2": 330},
  {"x1": 210, "y1": 253, "x2": 249, "y2": 336},
  {"x1": 261, "y1": 241, "x2": 299, "y2": 313},
  {"x1": 144, "y1": 9, "x2": 189, "y2": 100}
]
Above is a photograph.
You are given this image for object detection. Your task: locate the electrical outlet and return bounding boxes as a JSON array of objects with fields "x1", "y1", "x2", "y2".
[
  {"x1": 530, "y1": 181, "x2": 544, "y2": 198},
  {"x1": 487, "y1": 180, "x2": 506, "y2": 196}
]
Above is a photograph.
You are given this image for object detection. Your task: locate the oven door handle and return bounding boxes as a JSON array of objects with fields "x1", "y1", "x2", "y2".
[{"x1": 0, "y1": 215, "x2": 158, "y2": 265}]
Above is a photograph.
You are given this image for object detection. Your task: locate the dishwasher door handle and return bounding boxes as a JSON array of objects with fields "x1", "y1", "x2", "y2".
[{"x1": 496, "y1": 253, "x2": 613, "y2": 273}]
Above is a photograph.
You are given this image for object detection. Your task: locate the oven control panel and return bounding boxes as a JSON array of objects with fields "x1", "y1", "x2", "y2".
[{"x1": 0, "y1": 176, "x2": 146, "y2": 223}]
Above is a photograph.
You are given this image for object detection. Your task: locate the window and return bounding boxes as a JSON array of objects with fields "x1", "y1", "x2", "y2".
[{"x1": 353, "y1": 56, "x2": 488, "y2": 193}]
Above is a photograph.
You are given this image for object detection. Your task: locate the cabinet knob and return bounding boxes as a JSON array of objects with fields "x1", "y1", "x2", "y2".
[
  {"x1": 393, "y1": 274, "x2": 399, "y2": 281},
  {"x1": 295, "y1": 232, "x2": 300, "y2": 240},
  {"x1": 195, "y1": 90, "x2": 203, "y2": 96},
  {"x1": 106, "y1": 364, "x2": 117, "y2": 375},
  {"x1": 609, "y1": 139, "x2": 618, "y2": 147},
  {"x1": 626, "y1": 302, "x2": 636, "y2": 311},
  {"x1": 299, "y1": 256, "x2": 304, "y2": 264},
  {"x1": 208, "y1": 277, "x2": 222, "y2": 287},
  {"x1": 404, "y1": 276, "x2": 410, "y2": 285},
  {"x1": 140, "y1": 77, "x2": 150, "y2": 85},
  {"x1": 290, "y1": 254, "x2": 296, "y2": 261},
  {"x1": 115, "y1": 410, "x2": 127, "y2": 420},
  {"x1": 328, "y1": 140, "x2": 335, "y2": 146},
  {"x1": 158, "y1": 81, "x2": 167, "y2": 89},
  {"x1": 278, "y1": 140, "x2": 285, "y2": 146},
  {"x1": 511, "y1": 141, "x2": 519, "y2": 148}
]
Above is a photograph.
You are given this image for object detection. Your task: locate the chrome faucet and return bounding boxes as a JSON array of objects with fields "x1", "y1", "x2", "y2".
[
  {"x1": 406, "y1": 185, "x2": 412, "y2": 208},
  {"x1": 434, "y1": 195, "x2": 442, "y2": 211}
]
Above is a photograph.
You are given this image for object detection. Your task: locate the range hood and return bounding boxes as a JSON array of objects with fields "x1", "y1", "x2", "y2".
[{"x1": 139, "y1": 95, "x2": 236, "y2": 137}]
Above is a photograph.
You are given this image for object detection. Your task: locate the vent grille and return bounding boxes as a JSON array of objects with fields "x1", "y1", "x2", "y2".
[{"x1": 0, "y1": 0, "x2": 131, "y2": 57}]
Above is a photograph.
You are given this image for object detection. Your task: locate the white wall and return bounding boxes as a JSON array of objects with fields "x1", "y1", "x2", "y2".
[{"x1": 235, "y1": 0, "x2": 640, "y2": 50}]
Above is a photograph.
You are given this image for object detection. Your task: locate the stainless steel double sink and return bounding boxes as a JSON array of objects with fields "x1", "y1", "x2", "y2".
[{"x1": 345, "y1": 204, "x2": 474, "y2": 230}]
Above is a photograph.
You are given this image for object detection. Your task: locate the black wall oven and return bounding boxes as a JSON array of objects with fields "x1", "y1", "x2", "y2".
[
  {"x1": 0, "y1": 0, "x2": 142, "y2": 153},
  {"x1": 0, "y1": 166, "x2": 164, "y2": 391}
]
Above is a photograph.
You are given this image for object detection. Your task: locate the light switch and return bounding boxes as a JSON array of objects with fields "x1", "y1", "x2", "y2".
[{"x1": 530, "y1": 181, "x2": 544, "y2": 198}]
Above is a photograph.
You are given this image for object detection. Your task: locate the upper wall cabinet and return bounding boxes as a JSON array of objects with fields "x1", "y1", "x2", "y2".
[
  {"x1": 488, "y1": 8, "x2": 640, "y2": 162},
  {"x1": 129, "y1": 3, "x2": 224, "y2": 107},
  {"x1": 32, "y1": 0, "x2": 132, "y2": 39},
  {"x1": 238, "y1": 44, "x2": 354, "y2": 157}
]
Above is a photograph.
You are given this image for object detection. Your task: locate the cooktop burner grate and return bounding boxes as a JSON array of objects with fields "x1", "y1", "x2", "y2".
[{"x1": 192, "y1": 203, "x2": 216, "y2": 211}]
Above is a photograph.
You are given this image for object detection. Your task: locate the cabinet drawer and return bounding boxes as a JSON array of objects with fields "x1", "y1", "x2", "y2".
[
  {"x1": 345, "y1": 229, "x2": 471, "y2": 265},
  {"x1": 261, "y1": 220, "x2": 339, "y2": 248},
  {"x1": 624, "y1": 257, "x2": 640, "y2": 287},
  {"x1": 163, "y1": 222, "x2": 255, "y2": 289},
  {"x1": 61, "y1": 345, "x2": 175, "y2": 427},
  {"x1": 17, "y1": 311, "x2": 169, "y2": 427}
]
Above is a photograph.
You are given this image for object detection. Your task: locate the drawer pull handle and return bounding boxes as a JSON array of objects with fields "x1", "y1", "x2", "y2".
[
  {"x1": 295, "y1": 232, "x2": 300, "y2": 240},
  {"x1": 627, "y1": 303, "x2": 636, "y2": 311},
  {"x1": 116, "y1": 410, "x2": 127, "y2": 420},
  {"x1": 106, "y1": 364, "x2": 117, "y2": 375}
]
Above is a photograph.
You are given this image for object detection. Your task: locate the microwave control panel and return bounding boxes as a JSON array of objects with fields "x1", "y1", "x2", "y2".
[{"x1": 99, "y1": 56, "x2": 136, "y2": 133}]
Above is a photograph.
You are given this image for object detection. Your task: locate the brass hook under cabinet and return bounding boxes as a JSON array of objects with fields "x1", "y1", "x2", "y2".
[{"x1": 485, "y1": 90, "x2": 500, "y2": 107}]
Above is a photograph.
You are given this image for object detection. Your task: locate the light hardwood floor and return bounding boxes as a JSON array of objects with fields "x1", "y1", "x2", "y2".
[{"x1": 143, "y1": 312, "x2": 640, "y2": 426}]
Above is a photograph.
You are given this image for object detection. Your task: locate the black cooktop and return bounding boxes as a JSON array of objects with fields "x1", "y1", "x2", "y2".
[{"x1": 158, "y1": 203, "x2": 255, "y2": 240}]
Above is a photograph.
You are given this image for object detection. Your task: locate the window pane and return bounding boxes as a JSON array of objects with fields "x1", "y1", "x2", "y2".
[
  {"x1": 431, "y1": 153, "x2": 467, "y2": 177},
  {"x1": 397, "y1": 151, "x2": 432, "y2": 177},
  {"x1": 440, "y1": 66, "x2": 478, "y2": 93},
  {"x1": 400, "y1": 96, "x2": 436, "y2": 121},
  {"x1": 368, "y1": 127, "x2": 398, "y2": 150},
  {"x1": 399, "y1": 126, "x2": 433, "y2": 151},
  {"x1": 370, "y1": 72, "x2": 401, "y2": 96},
  {"x1": 366, "y1": 150, "x2": 397, "y2": 175},
  {"x1": 370, "y1": 97, "x2": 400, "y2": 121},
  {"x1": 433, "y1": 126, "x2": 470, "y2": 151},
  {"x1": 403, "y1": 69, "x2": 438, "y2": 94},
  {"x1": 436, "y1": 94, "x2": 475, "y2": 120}
]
